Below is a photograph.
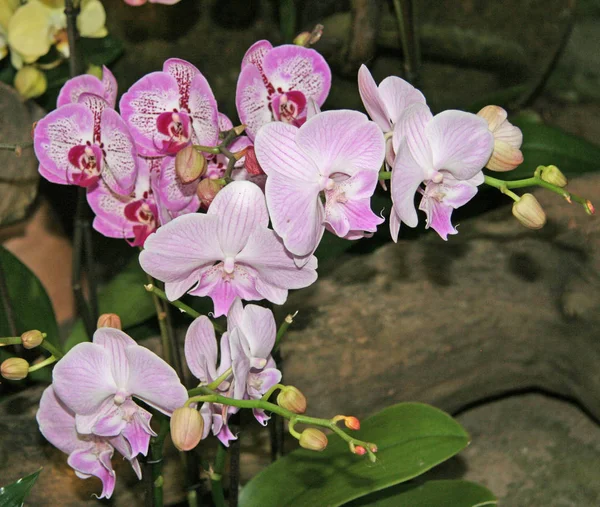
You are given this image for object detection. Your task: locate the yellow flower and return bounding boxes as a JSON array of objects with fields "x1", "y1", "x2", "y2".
[
  {"x1": 0, "y1": 0, "x2": 19, "y2": 61},
  {"x1": 7, "y1": 0, "x2": 107, "y2": 66},
  {"x1": 14, "y1": 65, "x2": 48, "y2": 99}
]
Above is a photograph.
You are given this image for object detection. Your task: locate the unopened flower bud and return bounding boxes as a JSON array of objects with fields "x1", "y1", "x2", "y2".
[
  {"x1": 277, "y1": 386, "x2": 307, "y2": 414},
  {"x1": 97, "y1": 313, "x2": 122, "y2": 330},
  {"x1": 299, "y1": 428, "x2": 328, "y2": 451},
  {"x1": 1, "y1": 358, "x2": 29, "y2": 380},
  {"x1": 196, "y1": 178, "x2": 225, "y2": 209},
  {"x1": 477, "y1": 105, "x2": 523, "y2": 172},
  {"x1": 243, "y1": 146, "x2": 264, "y2": 176},
  {"x1": 21, "y1": 330, "x2": 44, "y2": 349},
  {"x1": 294, "y1": 24, "x2": 324, "y2": 47},
  {"x1": 170, "y1": 407, "x2": 204, "y2": 451},
  {"x1": 175, "y1": 146, "x2": 206, "y2": 183},
  {"x1": 344, "y1": 416, "x2": 360, "y2": 431},
  {"x1": 293, "y1": 32, "x2": 312, "y2": 47},
  {"x1": 353, "y1": 445, "x2": 367, "y2": 455},
  {"x1": 539, "y1": 165, "x2": 567, "y2": 188},
  {"x1": 585, "y1": 200, "x2": 595, "y2": 216},
  {"x1": 86, "y1": 64, "x2": 103, "y2": 79},
  {"x1": 233, "y1": 124, "x2": 247, "y2": 136},
  {"x1": 14, "y1": 66, "x2": 48, "y2": 100},
  {"x1": 512, "y1": 193, "x2": 546, "y2": 230}
]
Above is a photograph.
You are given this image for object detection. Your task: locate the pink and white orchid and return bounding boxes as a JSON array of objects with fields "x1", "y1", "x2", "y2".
[
  {"x1": 235, "y1": 40, "x2": 331, "y2": 140},
  {"x1": 390, "y1": 103, "x2": 494, "y2": 241},
  {"x1": 254, "y1": 109, "x2": 385, "y2": 260},
  {"x1": 56, "y1": 65, "x2": 118, "y2": 108},
  {"x1": 52, "y1": 327, "x2": 188, "y2": 459},
  {"x1": 184, "y1": 316, "x2": 238, "y2": 446},
  {"x1": 140, "y1": 180, "x2": 318, "y2": 317},
  {"x1": 120, "y1": 58, "x2": 219, "y2": 156},
  {"x1": 37, "y1": 386, "x2": 142, "y2": 500},
  {"x1": 34, "y1": 93, "x2": 138, "y2": 193}
]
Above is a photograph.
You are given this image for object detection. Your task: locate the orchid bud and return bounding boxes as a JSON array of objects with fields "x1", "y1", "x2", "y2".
[
  {"x1": 14, "y1": 66, "x2": 47, "y2": 100},
  {"x1": 21, "y1": 330, "x2": 44, "y2": 349},
  {"x1": 86, "y1": 65, "x2": 103, "y2": 79},
  {"x1": 170, "y1": 407, "x2": 204, "y2": 451},
  {"x1": 233, "y1": 124, "x2": 247, "y2": 136},
  {"x1": 353, "y1": 445, "x2": 367, "y2": 455},
  {"x1": 196, "y1": 178, "x2": 225, "y2": 209},
  {"x1": 477, "y1": 105, "x2": 523, "y2": 172},
  {"x1": 175, "y1": 146, "x2": 206, "y2": 183},
  {"x1": 277, "y1": 386, "x2": 307, "y2": 414},
  {"x1": 299, "y1": 428, "x2": 328, "y2": 451},
  {"x1": 243, "y1": 146, "x2": 265, "y2": 176},
  {"x1": 294, "y1": 24, "x2": 324, "y2": 47},
  {"x1": 344, "y1": 416, "x2": 360, "y2": 431},
  {"x1": 1, "y1": 358, "x2": 29, "y2": 380},
  {"x1": 512, "y1": 193, "x2": 546, "y2": 230},
  {"x1": 97, "y1": 313, "x2": 122, "y2": 330},
  {"x1": 293, "y1": 32, "x2": 312, "y2": 47},
  {"x1": 539, "y1": 165, "x2": 567, "y2": 188}
]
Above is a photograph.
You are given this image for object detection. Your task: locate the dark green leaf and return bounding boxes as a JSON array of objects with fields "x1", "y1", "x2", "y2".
[
  {"x1": 0, "y1": 247, "x2": 59, "y2": 343},
  {"x1": 347, "y1": 480, "x2": 497, "y2": 506},
  {"x1": 239, "y1": 403, "x2": 470, "y2": 507},
  {"x1": 78, "y1": 36, "x2": 124, "y2": 67},
  {"x1": 509, "y1": 118, "x2": 600, "y2": 179},
  {"x1": 65, "y1": 256, "x2": 156, "y2": 349},
  {"x1": 0, "y1": 468, "x2": 42, "y2": 507}
]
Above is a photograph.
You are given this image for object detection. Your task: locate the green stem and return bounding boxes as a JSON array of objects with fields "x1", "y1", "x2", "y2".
[
  {"x1": 0, "y1": 142, "x2": 33, "y2": 156},
  {"x1": 274, "y1": 313, "x2": 297, "y2": 350},
  {"x1": 28, "y1": 355, "x2": 57, "y2": 373},
  {"x1": 146, "y1": 275, "x2": 172, "y2": 366},
  {"x1": 0, "y1": 337, "x2": 22, "y2": 346},
  {"x1": 193, "y1": 144, "x2": 221, "y2": 155},
  {"x1": 40, "y1": 340, "x2": 64, "y2": 359},
  {"x1": 149, "y1": 416, "x2": 169, "y2": 507},
  {"x1": 378, "y1": 171, "x2": 392, "y2": 180},
  {"x1": 211, "y1": 444, "x2": 227, "y2": 507},
  {"x1": 206, "y1": 367, "x2": 233, "y2": 391},
  {"x1": 260, "y1": 383, "x2": 285, "y2": 402}
]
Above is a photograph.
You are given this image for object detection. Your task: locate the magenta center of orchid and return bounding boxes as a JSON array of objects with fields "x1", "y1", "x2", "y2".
[
  {"x1": 156, "y1": 110, "x2": 192, "y2": 154},
  {"x1": 270, "y1": 90, "x2": 306, "y2": 123},
  {"x1": 67, "y1": 143, "x2": 103, "y2": 187}
]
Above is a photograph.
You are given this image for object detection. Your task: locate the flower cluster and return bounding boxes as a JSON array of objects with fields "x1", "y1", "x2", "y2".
[{"x1": 37, "y1": 327, "x2": 187, "y2": 498}]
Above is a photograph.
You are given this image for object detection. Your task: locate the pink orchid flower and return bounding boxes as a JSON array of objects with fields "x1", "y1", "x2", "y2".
[
  {"x1": 235, "y1": 40, "x2": 331, "y2": 140},
  {"x1": 57, "y1": 66, "x2": 118, "y2": 108},
  {"x1": 227, "y1": 299, "x2": 281, "y2": 426},
  {"x1": 52, "y1": 328, "x2": 188, "y2": 460},
  {"x1": 37, "y1": 386, "x2": 142, "y2": 500},
  {"x1": 34, "y1": 93, "x2": 138, "y2": 193},
  {"x1": 88, "y1": 156, "x2": 199, "y2": 246},
  {"x1": 124, "y1": 0, "x2": 181, "y2": 5},
  {"x1": 140, "y1": 180, "x2": 318, "y2": 317},
  {"x1": 120, "y1": 58, "x2": 219, "y2": 156},
  {"x1": 390, "y1": 103, "x2": 494, "y2": 241},
  {"x1": 254, "y1": 109, "x2": 385, "y2": 260},
  {"x1": 185, "y1": 316, "x2": 238, "y2": 446}
]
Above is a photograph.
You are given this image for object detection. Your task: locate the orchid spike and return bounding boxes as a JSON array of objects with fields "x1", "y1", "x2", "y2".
[
  {"x1": 227, "y1": 299, "x2": 281, "y2": 425},
  {"x1": 52, "y1": 327, "x2": 188, "y2": 459},
  {"x1": 120, "y1": 58, "x2": 219, "y2": 156},
  {"x1": 254, "y1": 109, "x2": 385, "y2": 260},
  {"x1": 184, "y1": 316, "x2": 238, "y2": 446},
  {"x1": 37, "y1": 386, "x2": 142, "y2": 500},
  {"x1": 390, "y1": 103, "x2": 494, "y2": 241},
  {"x1": 140, "y1": 180, "x2": 318, "y2": 317},
  {"x1": 34, "y1": 93, "x2": 138, "y2": 194},
  {"x1": 236, "y1": 40, "x2": 331, "y2": 140},
  {"x1": 57, "y1": 66, "x2": 118, "y2": 108}
]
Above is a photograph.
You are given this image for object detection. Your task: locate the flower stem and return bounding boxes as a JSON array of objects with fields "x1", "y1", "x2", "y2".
[
  {"x1": 274, "y1": 312, "x2": 297, "y2": 350},
  {"x1": 40, "y1": 339, "x2": 64, "y2": 359},
  {"x1": 146, "y1": 275, "x2": 172, "y2": 366},
  {"x1": 193, "y1": 145, "x2": 220, "y2": 155},
  {"x1": 28, "y1": 355, "x2": 57, "y2": 373},
  {"x1": 210, "y1": 443, "x2": 227, "y2": 507},
  {"x1": 148, "y1": 415, "x2": 169, "y2": 507},
  {"x1": 378, "y1": 171, "x2": 392, "y2": 180},
  {"x1": 0, "y1": 142, "x2": 33, "y2": 156},
  {"x1": 0, "y1": 337, "x2": 22, "y2": 346},
  {"x1": 206, "y1": 367, "x2": 233, "y2": 391}
]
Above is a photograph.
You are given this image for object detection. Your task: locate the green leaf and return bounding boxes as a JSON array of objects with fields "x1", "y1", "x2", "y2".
[
  {"x1": 0, "y1": 247, "x2": 59, "y2": 343},
  {"x1": 78, "y1": 36, "x2": 124, "y2": 67},
  {"x1": 65, "y1": 256, "x2": 156, "y2": 350},
  {"x1": 239, "y1": 403, "x2": 470, "y2": 507},
  {"x1": 346, "y1": 480, "x2": 497, "y2": 506},
  {"x1": 509, "y1": 118, "x2": 600, "y2": 179},
  {"x1": 0, "y1": 469, "x2": 42, "y2": 507}
]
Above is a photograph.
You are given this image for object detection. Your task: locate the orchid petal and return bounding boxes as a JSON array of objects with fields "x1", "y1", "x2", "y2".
[
  {"x1": 184, "y1": 316, "x2": 218, "y2": 383},
  {"x1": 121, "y1": 403, "x2": 154, "y2": 456},
  {"x1": 102, "y1": 65, "x2": 118, "y2": 107},
  {"x1": 156, "y1": 156, "x2": 198, "y2": 212},
  {"x1": 188, "y1": 72, "x2": 220, "y2": 147},
  {"x1": 357, "y1": 64, "x2": 391, "y2": 131},
  {"x1": 235, "y1": 63, "x2": 271, "y2": 141},
  {"x1": 57, "y1": 75, "x2": 105, "y2": 108},
  {"x1": 68, "y1": 447, "x2": 116, "y2": 499},
  {"x1": 87, "y1": 181, "x2": 134, "y2": 239},
  {"x1": 241, "y1": 39, "x2": 273, "y2": 69},
  {"x1": 426, "y1": 110, "x2": 494, "y2": 179},
  {"x1": 239, "y1": 304, "x2": 276, "y2": 358},
  {"x1": 378, "y1": 75, "x2": 426, "y2": 125},
  {"x1": 36, "y1": 386, "x2": 79, "y2": 455},
  {"x1": 389, "y1": 207, "x2": 401, "y2": 243},
  {"x1": 226, "y1": 298, "x2": 244, "y2": 331},
  {"x1": 390, "y1": 138, "x2": 424, "y2": 228},
  {"x1": 229, "y1": 327, "x2": 251, "y2": 400},
  {"x1": 393, "y1": 102, "x2": 434, "y2": 170},
  {"x1": 93, "y1": 327, "x2": 136, "y2": 387},
  {"x1": 100, "y1": 107, "x2": 138, "y2": 194}
]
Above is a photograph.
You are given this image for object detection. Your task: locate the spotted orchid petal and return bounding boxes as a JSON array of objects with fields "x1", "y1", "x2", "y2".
[{"x1": 57, "y1": 66, "x2": 118, "y2": 108}]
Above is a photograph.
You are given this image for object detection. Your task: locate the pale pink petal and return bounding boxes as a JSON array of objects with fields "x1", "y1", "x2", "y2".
[
  {"x1": 237, "y1": 225, "x2": 318, "y2": 290},
  {"x1": 57, "y1": 75, "x2": 104, "y2": 108},
  {"x1": 419, "y1": 197, "x2": 457, "y2": 240},
  {"x1": 358, "y1": 64, "x2": 391, "y2": 131},
  {"x1": 226, "y1": 298, "x2": 244, "y2": 331},
  {"x1": 494, "y1": 120, "x2": 523, "y2": 148},
  {"x1": 239, "y1": 304, "x2": 276, "y2": 359},
  {"x1": 378, "y1": 76, "x2": 426, "y2": 125},
  {"x1": 100, "y1": 108, "x2": 138, "y2": 194},
  {"x1": 184, "y1": 316, "x2": 218, "y2": 383},
  {"x1": 125, "y1": 345, "x2": 188, "y2": 415},
  {"x1": 188, "y1": 72, "x2": 220, "y2": 147},
  {"x1": 53, "y1": 342, "x2": 117, "y2": 415},
  {"x1": 68, "y1": 446, "x2": 116, "y2": 499},
  {"x1": 121, "y1": 403, "x2": 154, "y2": 456},
  {"x1": 208, "y1": 181, "x2": 269, "y2": 256},
  {"x1": 229, "y1": 327, "x2": 251, "y2": 400},
  {"x1": 253, "y1": 280, "x2": 288, "y2": 304},
  {"x1": 235, "y1": 63, "x2": 271, "y2": 141},
  {"x1": 241, "y1": 40, "x2": 273, "y2": 69},
  {"x1": 306, "y1": 97, "x2": 321, "y2": 120},
  {"x1": 119, "y1": 71, "x2": 181, "y2": 156},
  {"x1": 156, "y1": 156, "x2": 198, "y2": 212},
  {"x1": 426, "y1": 110, "x2": 494, "y2": 179},
  {"x1": 88, "y1": 405, "x2": 126, "y2": 436},
  {"x1": 389, "y1": 207, "x2": 401, "y2": 243},
  {"x1": 37, "y1": 386, "x2": 79, "y2": 455},
  {"x1": 34, "y1": 104, "x2": 94, "y2": 185},
  {"x1": 93, "y1": 327, "x2": 136, "y2": 387},
  {"x1": 390, "y1": 138, "x2": 425, "y2": 228},
  {"x1": 218, "y1": 113, "x2": 234, "y2": 131},
  {"x1": 393, "y1": 102, "x2": 434, "y2": 170},
  {"x1": 296, "y1": 110, "x2": 385, "y2": 177}
]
